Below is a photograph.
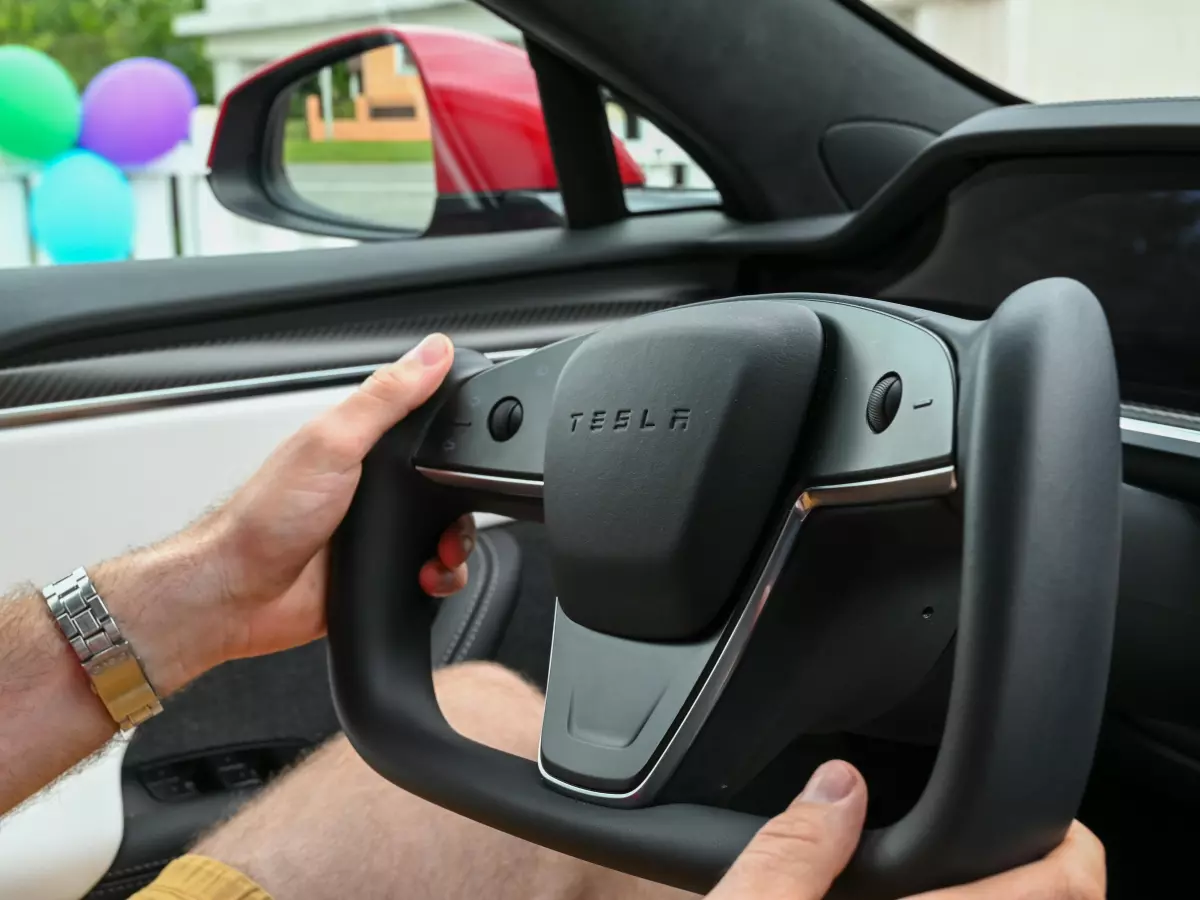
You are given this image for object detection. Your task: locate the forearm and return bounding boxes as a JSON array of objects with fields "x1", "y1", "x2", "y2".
[{"x1": 0, "y1": 527, "x2": 230, "y2": 814}]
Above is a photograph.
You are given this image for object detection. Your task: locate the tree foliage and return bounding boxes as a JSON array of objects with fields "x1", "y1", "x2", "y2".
[{"x1": 0, "y1": 0, "x2": 213, "y2": 102}]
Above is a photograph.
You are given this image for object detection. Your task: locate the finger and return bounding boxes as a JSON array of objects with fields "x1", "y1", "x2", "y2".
[
  {"x1": 901, "y1": 821, "x2": 1105, "y2": 900},
  {"x1": 438, "y1": 515, "x2": 477, "y2": 570},
  {"x1": 708, "y1": 761, "x2": 868, "y2": 900},
  {"x1": 420, "y1": 559, "x2": 469, "y2": 598},
  {"x1": 315, "y1": 334, "x2": 455, "y2": 467}
]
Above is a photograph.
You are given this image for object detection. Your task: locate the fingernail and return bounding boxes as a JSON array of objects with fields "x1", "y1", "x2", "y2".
[
  {"x1": 437, "y1": 569, "x2": 460, "y2": 593},
  {"x1": 799, "y1": 761, "x2": 857, "y2": 805},
  {"x1": 461, "y1": 532, "x2": 476, "y2": 558},
  {"x1": 410, "y1": 333, "x2": 451, "y2": 367}
]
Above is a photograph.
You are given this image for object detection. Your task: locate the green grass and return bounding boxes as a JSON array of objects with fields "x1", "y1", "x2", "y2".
[
  {"x1": 284, "y1": 119, "x2": 309, "y2": 141},
  {"x1": 283, "y1": 137, "x2": 433, "y2": 164}
]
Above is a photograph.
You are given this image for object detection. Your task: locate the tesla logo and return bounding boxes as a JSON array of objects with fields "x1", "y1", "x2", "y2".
[{"x1": 570, "y1": 408, "x2": 691, "y2": 432}]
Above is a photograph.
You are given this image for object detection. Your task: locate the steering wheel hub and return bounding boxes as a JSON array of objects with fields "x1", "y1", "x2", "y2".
[{"x1": 545, "y1": 301, "x2": 824, "y2": 641}]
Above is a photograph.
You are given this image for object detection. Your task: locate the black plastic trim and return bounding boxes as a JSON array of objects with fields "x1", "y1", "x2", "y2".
[
  {"x1": 527, "y1": 40, "x2": 627, "y2": 228},
  {"x1": 719, "y1": 100, "x2": 1200, "y2": 261},
  {"x1": 820, "y1": 120, "x2": 938, "y2": 209}
]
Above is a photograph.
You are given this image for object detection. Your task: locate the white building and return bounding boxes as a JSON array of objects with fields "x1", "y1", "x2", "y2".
[
  {"x1": 869, "y1": 0, "x2": 1200, "y2": 102},
  {"x1": 175, "y1": 0, "x2": 519, "y2": 99}
]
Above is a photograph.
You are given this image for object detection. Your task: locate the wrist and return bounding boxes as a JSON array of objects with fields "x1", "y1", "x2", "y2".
[{"x1": 91, "y1": 524, "x2": 234, "y2": 697}]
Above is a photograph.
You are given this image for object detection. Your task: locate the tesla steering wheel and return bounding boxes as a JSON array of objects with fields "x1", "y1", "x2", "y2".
[{"x1": 327, "y1": 279, "x2": 1120, "y2": 899}]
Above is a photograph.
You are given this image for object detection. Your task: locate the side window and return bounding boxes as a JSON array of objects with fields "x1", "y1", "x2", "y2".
[
  {"x1": 605, "y1": 98, "x2": 721, "y2": 212},
  {"x1": 0, "y1": 2, "x2": 716, "y2": 269},
  {"x1": 0, "y1": 0, "x2": 545, "y2": 268},
  {"x1": 267, "y1": 34, "x2": 723, "y2": 237}
]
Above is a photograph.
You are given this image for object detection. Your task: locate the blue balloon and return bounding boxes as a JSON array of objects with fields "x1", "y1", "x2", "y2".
[{"x1": 30, "y1": 149, "x2": 133, "y2": 264}]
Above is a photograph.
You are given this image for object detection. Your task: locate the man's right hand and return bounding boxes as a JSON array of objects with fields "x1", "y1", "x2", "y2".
[{"x1": 707, "y1": 761, "x2": 1105, "y2": 900}]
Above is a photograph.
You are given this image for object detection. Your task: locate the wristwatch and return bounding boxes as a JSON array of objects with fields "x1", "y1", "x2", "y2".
[{"x1": 42, "y1": 568, "x2": 163, "y2": 732}]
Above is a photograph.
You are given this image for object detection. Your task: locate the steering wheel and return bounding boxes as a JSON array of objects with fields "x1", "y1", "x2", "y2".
[{"x1": 326, "y1": 279, "x2": 1121, "y2": 899}]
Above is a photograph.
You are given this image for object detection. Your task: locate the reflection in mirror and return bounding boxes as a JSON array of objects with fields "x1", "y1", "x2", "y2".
[{"x1": 281, "y1": 41, "x2": 436, "y2": 232}]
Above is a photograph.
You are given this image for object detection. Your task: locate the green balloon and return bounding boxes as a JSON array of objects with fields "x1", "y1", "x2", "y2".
[{"x1": 0, "y1": 46, "x2": 80, "y2": 162}]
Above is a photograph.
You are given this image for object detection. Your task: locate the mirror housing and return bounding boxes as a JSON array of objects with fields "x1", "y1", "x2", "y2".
[{"x1": 208, "y1": 26, "x2": 645, "y2": 240}]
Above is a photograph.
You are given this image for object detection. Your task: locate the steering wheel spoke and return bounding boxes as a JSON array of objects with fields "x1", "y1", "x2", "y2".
[{"x1": 410, "y1": 337, "x2": 585, "y2": 513}]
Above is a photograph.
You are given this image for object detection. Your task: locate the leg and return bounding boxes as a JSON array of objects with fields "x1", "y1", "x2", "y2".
[{"x1": 193, "y1": 662, "x2": 694, "y2": 900}]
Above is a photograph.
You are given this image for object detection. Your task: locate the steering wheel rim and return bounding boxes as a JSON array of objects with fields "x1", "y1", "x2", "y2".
[{"x1": 326, "y1": 278, "x2": 1120, "y2": 898}]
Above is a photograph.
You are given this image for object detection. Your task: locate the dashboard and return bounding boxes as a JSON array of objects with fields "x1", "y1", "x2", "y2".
[{"x1": 880, "y1": 157, "x2": 1200, "y2": 412}]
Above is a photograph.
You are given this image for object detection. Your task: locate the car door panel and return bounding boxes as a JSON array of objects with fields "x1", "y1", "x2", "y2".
[
  {"x1": 0, "y1": 376, "x2": 532, "y2": 900},
  {"x1": 0, "y1": 743, "x2": 127, "y2": 900},
  {"x1": 0, "y1": 385, "x2": 357, "y2": 900}
]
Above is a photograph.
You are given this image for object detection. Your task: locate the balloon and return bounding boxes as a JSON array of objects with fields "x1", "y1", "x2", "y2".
[
  {"x1": 31, "y1": 150, "x2": 134, "y2": 265},
  {"x1": 0, "y1": 46, "x2": 80, "y2": 161},
  {"x1": 79, "y1": 58, "x2": 197, "y2": 166}
]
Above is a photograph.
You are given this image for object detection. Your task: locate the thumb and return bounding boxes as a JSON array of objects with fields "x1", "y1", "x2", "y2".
[
  {"x1": 320, "y1": 333, "x2": 455, "y2": 465},
  {"x1": 708, "y1": 761, "x2": 867, "y2": 900}
]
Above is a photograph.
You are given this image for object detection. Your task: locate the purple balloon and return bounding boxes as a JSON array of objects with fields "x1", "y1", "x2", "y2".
[{"x1": 79, "y1": 58, "x2": 197, "y2": 167}]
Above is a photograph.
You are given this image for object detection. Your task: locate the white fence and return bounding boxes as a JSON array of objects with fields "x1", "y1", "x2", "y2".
[
  {"x1": 0, "y1": 105, "x2": 711, "y2": 270},
  {"x1": 0, "y1": 107, "x2": 353, "y2": 269}
]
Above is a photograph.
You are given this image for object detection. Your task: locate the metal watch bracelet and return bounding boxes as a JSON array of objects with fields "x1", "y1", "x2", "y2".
[{"x1": 42, "y1": 567, "x2": 163, "y2": 732}]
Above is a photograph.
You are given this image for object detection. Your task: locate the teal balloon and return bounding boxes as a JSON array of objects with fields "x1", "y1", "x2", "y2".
[{"x1": 31, "y1": 150, "x2": 133, "y2": 264}]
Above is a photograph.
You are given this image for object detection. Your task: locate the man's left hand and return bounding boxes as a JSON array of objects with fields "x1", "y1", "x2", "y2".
[
  {"x1": 104, "y1": 333, "x2": 468, "y2": 693},
  {"x1": 206, "y1": 331, "x2": 469, "y2": 662}
]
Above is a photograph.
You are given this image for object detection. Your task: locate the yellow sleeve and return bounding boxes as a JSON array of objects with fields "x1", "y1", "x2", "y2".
[{"x1": 131, "y1": 855, "x2": 272, "y2": 900}]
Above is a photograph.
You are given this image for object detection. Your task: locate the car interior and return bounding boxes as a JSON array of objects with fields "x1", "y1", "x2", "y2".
[{"x1": 2, "y1": 0, "x2": 1199, "y2": 897}]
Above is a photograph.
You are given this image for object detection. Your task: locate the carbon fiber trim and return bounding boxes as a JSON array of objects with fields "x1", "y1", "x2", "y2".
[
  {"x1": 0, "y1": 253, "x2": 733, "y2": 415},
  {"x1": 0, "y1": 333, "x2": 573, "y2": 412},
  {"x1": 0, "y1": 302, "x2": 702, "y2": 414}
]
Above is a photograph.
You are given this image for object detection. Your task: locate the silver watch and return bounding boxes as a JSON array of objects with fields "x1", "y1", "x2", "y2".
[{"x1": 43, "y1": 568, "x2": 163, "y2": 732}]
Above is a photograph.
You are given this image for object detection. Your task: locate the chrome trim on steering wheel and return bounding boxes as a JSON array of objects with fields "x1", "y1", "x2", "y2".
[
  {"x1": 415, "y1": 466, "x2": 545, "y2": 498},
  {"x1": 537, "y1": 464, "x2": 957, "y2": 807},
  {"x1": 1119, "y1": 414, "x2": 1200, "y2": 460}
]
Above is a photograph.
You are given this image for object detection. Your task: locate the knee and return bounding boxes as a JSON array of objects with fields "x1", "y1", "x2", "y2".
[{"x1": 434, "y1": 662, "x2": 544, "y2": 760}]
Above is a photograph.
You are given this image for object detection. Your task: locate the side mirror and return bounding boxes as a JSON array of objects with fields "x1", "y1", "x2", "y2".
[{"x1": 208, "y1": 26, "x2": 645, "y2": 240}]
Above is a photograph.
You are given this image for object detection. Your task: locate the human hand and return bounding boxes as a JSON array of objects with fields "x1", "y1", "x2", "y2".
[
  {"x1": 707, "y1": 760, "x2": 1104, "y2": 900},
  {"x1": 105, "y1": 333, "x2": 471, "y2": 693},
  {"x1": 203, "y1": 332, "x2": 472, "y2": 661}
]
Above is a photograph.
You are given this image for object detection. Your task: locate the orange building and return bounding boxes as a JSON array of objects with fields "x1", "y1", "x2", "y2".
[{"x1": 306, "y1": 45, "x2": 431, "y2": 142}]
